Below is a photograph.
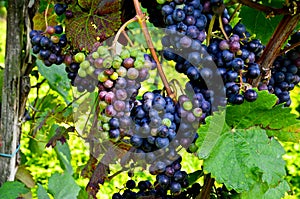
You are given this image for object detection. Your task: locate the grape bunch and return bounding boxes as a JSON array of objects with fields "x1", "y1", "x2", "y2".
[
  {"x1": 29, "y1": 26, "x2": 66, "y2": 66},
  {"x1": 112, "y1": 156, "x2": 202, "y2": 198},
  {"x1": 264, "y1": 31, "x2": 300, "y2": 106},
  {"x1": 160, "y1": 0, "x2": 264, "y2": 106},
  {"x1": 206, "y1": 23, "x2": 264, "y2": 104},
  {"x1": 54, "y1": 1, "x2": 74, "y2": 18}
]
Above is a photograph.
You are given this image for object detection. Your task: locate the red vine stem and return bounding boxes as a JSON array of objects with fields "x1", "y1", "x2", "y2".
[
  {"x1": 44, "y1": 3, "x2": 50, "y2": 30},
  {"x1": 252, "y1": 13, "x2": 300, "y2": 86},
  {"x1": 132, "y1": 0, "x2": 174, "y2": 98},
  {"x1": 112, "y1": 17, "x2": 138, "y2": 54}
]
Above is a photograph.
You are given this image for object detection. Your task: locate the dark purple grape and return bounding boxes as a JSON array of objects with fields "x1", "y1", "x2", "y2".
[
  {"x1": 244, "y1": 89, "x2": 258, "y2": 102},
  {"x1": 54, "y1": 3, "x2": 67, "y2": 16}
]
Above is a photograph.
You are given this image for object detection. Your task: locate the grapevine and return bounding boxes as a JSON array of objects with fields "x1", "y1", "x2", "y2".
[{"x1": 24, "y1": 0, "x2": 300, "y2": 199}]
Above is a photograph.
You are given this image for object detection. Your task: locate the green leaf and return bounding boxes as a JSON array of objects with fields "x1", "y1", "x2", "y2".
[
  {"x1": 77, "y1": 188, "x2": 89, "y2": 199},
  {"x1": 0, "y1": 181, "x2": 29, "y2": 199},
  {"x1": 48, "y1": 172, "x2": 80, "y2": 199},
  {"x1": 196, "y1": 110, "x2": 228, "y2": 159},
  {"x1": 226, "y1": 91, "x2": 299, "y2": 131},
  {"x1": 36, "y1": 60, "x2": 72, "y2": 104},
  {"x1": 266, "y1": 122, "x2": 300, "y2": 142},
  {"x1": 187, "y1": 170, "x2": 204, "y2": 185},
  {"x1": 202, "y1": 127, "x2": 287, "y2": 193},
  {"x1": 65, "y1": 0, "x2": 122, "y2": 51},
  {"x1": 240, "y1": 180, "x2": 290, "y2": 199},
  {"x1": 37, "y1": 183, "x2": 50, "y2": 199},
  {"x1": 240, "y1": 7, "x2": 283, "y2": 44},
  {"x1": 55, "y1": 141, "x2": 73, "y2": 175}
]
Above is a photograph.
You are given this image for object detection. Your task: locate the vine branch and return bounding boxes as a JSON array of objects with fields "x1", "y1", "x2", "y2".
[
  {"x1": 279, "y1": 40, "x2": 300, "y2": 55},
  {"x1": 132, "y1": 0, "x2": 174, "y2": 98},
  {"x1": 196, "y1": 174, "x2": 215, "y2": 199},
  {"x1": 234, "y1": 0, "x2": 300, "y2": 16},
  {"x1": 252, "y1": 13, "x2": 300, "y2": 86}
]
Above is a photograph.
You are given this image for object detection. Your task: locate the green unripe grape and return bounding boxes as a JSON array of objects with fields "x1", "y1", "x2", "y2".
[
  {"x1": 102, "y1": 123, "x2": 110, "y2": 131},
  {"x1": 130, "y1": 48, "x2": 139, "y2": 57},
  {"x1": 193, "y1": 107, "x2": 203, "y2": 117},
  {"x1": 92, "y1": 52, "x2": 100, "y2": 59},
  {"x1": 112, "y1": 56, "x2": 122, "y2": 69},
  {"x1": 183, "y1": 101, "x2": 193, "y2": 111},
  {"x1": 120, "y1": 49, "x2": 130, "y2": 59},
  {"x1": 110, "y1": 72, "x2": 119, "y2": 80},
  {"x1": 79, "y1": 60, "x2": 90, "y2": 70},
  {"x1": 98, "y1": 72, "x2": 108, "y2": 82},
  {"x1": 97, "y1": 46, "x2": 109, "y2": 56},
  {"x1": 162, "y1": 118, "x2": 172, "y2": 128},
  {"x1": 99, "y1": 101, "x2": 108, "y2": 109},
  {"x1": 74, "y1": 52, "x2": 85, "y2": 63},
  {"x1": 78, "y1": 68, "x2": 87, "y2": 78},
  {"x1": 134, "y1": 60, "x2": 144, "y2": 70},
  {"x1": 103, "y1": 57, "x2": 113, "y2": 68},
  {"x1": 188, "y1": 143, "x2": 199, "y2": 153},
  {"x1": 117, "y1": 66, "x2": 127, "y2": 77},
  {"x1": 102, "y1": 115, "x2": 111, "y2": 123},
  {"x1": 86, "y1": 66, "x2": 95, "y2": 75},
  {"x1": 156, "y1": 0, "x2": 166, "y2": 4}
]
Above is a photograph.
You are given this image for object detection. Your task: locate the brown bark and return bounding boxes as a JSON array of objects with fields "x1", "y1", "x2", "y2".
[{"x1": 0, "y1": 0, "x2": 32, "y2": 185}]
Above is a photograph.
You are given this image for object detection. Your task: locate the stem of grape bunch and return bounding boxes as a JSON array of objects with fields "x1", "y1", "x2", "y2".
[
  {"x1": 132, "y1": 0, "x2": 175, "y2": 99},
  {"x1": 252, "y1": 13, "x2": 300, "y2": 86}
]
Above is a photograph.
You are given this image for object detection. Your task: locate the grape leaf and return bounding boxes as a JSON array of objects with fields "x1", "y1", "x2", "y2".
[
  {"x1": 48, "y1": 172, "x2": 81, "y2": 199},
  {"x1": 266, "y1": 122, "x2": 300, "y2": 142},
  {"x1": 196, "y1": 110, "x2": 229, "y2": 159},
  {"x1": 33, "y1": 7, "x2": 57, "y2": 31},
  {"x1": 203, "y1": 127, "x2": 287, "y2": 193},
  {"x1": 187, "y1": 170, "x2": 204, "y2": 185},
  {"x1": 226, "y1": 91, "x2": 299, "y2": 136},
  {"x1": 65, "y1": 0, "x2": 122, "y2": 51},
  {"x1": 55, "y1": 141, "x2": 73, "y2": 175},
  {"x1": 37, "y1": 183, "x2": 50, "y2": 199},
  {"x1": 36, "y1": 60, "x2": 72, "y2": 104},
  {"x1": 240, "y1": 180, "x2": 290, "y2": 199},
  {"x1": 0, "y1": 181, "x2": 29, "y2": 199},
  {"x1": 240, "y1": 6, "x2": 283, "y2": 45}
]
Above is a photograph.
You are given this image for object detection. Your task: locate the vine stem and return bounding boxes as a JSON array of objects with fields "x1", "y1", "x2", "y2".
[
  {"x1": 132, "y1": 0, "x2": 174, "y2": 98},
  {"x1": 218, "y1": 16, "x2": 229, "y2": 40},
  {"x1": 279, "y1": 40, "x2": 300, "y2": 55},
  {"x1": 44, "y1": 2, "x2": 50, "y2": 30},
  {"x1": 207, "y1": 15, "x2": 217, "y2": 46},
  {"x1": 112, "y1": 17, "x2": 138, "y2": 54},
  {"x1": 196, "y1": 174, "x2": 215, "y2": 199},
  {"x1": 252, "y1": 13, "x2": 300, "y2": 86},
  {"x1": 228, "y1": 3, "x2": 242, "y2": 23},
  {"x1": 235, "y1": 0, "x2": 300, "y2": 16}
]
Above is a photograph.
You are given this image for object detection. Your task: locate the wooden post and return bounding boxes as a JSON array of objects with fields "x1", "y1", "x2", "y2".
[{"x1": 0, "y1": 0, "x2": 29, "y2": 185}]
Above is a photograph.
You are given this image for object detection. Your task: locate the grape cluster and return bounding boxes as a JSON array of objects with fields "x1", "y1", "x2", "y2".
[
  {"x1": 160, "y1": 0, "x2": 264, "y2": 106},
  {"x1": 112, "y1": 157, "x2": 202, "y2": 198},
  {"x1": 29, "y1": 26, "x2": 66, "y2": 66},
  {"x1": 54, "y1": 1, "x2": 74, "y2": 18},
  {"x1": 106, "y1": 89, "x2": 204, "y2": 152},
  {"x1": 264, "y1": 31, "x2": 300, "y2": 106},
  {"x1": 74, "y1": 47, "x2": 158, "y2": 142},
  {"x1": 206, "y1": 23, "x2": 264, "y2": 104}
]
